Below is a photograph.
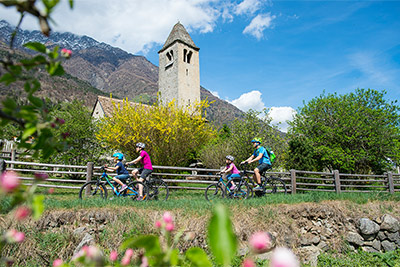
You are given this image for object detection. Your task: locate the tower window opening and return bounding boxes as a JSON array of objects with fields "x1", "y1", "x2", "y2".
[
  {"x1": 183, "y1": 49, "x2": 187, "y2": 62},
  {"x1": 186, "y1": 69, "x2": 188, "y2": 75},
  {"x1": 187, "y1": 51, "x2": 192, "y2": 64}
]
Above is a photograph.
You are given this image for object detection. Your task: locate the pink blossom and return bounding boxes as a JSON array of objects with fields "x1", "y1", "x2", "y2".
[
  {"x1": 242, "y1": 258, "x2": 256, "y2": 267},
  {"x1": 270, "y1": 247, "x2": 300, "y2": 267},
  {"x1": 165, "y1": 222, "x2": 175, "y2": 232},
  {"x1": 163, "y1": 211, "x2": 173, "y2": 224},
  {"x1": 121, "y1": 248, "x2": 134, "y2": 266},
  {"x1": 5, "y1": 229, "x2": 25, "y2": 243},
  {"x1": 0, "y1": 171, "x2": 20, "y2": 193},
  {"x1": 249, "y1": 232, "x2": 271, "y2": 253},
  {"x1": 34, "y1": 172, "x2": 49, "y2": 181},
  {"x1": 15, "y1": 206, "x2": 31, "y2": 220},
  {"x1": 109, "y1": 250, "x2": 118, "y2": 262},
  {"x1": 140, "y1": 256, "x2": 149, "y2": 267},
  {"x1": 56, "y1": 118, "x2": 65, "y2": 125},
  {"x1": 53, "y1": 259, "x2": 63, "y2": 267},
  {"x1": 61, "y1": 48, "x2": 72, "y2": 58},
  {"x1": 155, "y1": 220, "x2": 162, "y2": 228},
  {"x1": 48, "y1": 188, "x2": 55, "y2": 194}
]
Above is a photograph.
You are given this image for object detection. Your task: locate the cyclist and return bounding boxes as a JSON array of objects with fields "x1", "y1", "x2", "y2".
[
  {"x1": 105, "y1": 153, "x2": 130, "y2": 193},
  {"x1": 126, "y1": 142, "x2": 153, "y2": 200},
  {"x1": 220, "y1": 155, "x2": 240, "y2": 190},
  {"x1": 241, "y1": 138, "x2": 271, "y2": 190}
]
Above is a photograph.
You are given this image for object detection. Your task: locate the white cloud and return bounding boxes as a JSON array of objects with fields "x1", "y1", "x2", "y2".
[
  {"x1": 235, "y1": 0, "x2": 262, "y2": 15},
  {"x1": 268, "y1": 106, "x2": 296, "y2": 132},
  {"x1": 243, "y1": 13, "x2": 275, "y2": 39},
  {"x1": 230, "y1": 90, "x2": 265, "y2": 112}
]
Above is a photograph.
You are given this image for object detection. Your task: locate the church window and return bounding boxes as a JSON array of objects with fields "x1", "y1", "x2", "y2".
[
  {"x1": 165, "y1": 50, "x2": 174, "y2": 70},
  {"x1": 183, "y1": 49, "x2": 193, "y2": 64}
]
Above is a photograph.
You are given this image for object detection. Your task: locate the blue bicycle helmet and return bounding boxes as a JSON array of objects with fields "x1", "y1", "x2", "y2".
[
  {"x1": 112, "y1": 152, "x2": 124, "y2": 160},
  {"x1": 251, "y1": 137, "x2": 262, "y2": 144}
]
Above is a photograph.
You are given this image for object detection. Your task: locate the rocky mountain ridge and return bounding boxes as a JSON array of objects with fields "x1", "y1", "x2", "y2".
[{"x1": 0, "y1": 20, "x2": 244, "y2": 126}]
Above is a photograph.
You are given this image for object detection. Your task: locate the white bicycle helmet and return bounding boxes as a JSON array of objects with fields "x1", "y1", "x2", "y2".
[
  {"x1": 136, "y1": 142, "x2": 145, "y2": 149},
  {"x1": 226, "y1": 155, "x2": 234, "y2": 161}
]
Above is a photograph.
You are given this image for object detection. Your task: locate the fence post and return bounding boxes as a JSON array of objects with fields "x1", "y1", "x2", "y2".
[
  {"x1": 86, "y1": 162, "x2": 94, "y2": 196},
  {"x1": 387, "y1": 172, "x2": 394, "y2": 194},
  {"x1": 290, "y1": 169, "x2": 296, "y2": 194},
  {"x1": 333, "y1": 170, "x2": 341, "y2": 194},
  {"x1": 0, "y1": 159, "x2": 5, "y2": 174},
  {"x1": 10, "y1": 148, "x2": 16, "y2": 169}
]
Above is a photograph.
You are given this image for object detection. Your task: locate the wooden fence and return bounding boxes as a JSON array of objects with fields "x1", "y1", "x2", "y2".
[{"x1": 1, "y1": 160, "x2": 399, "y2": 194}]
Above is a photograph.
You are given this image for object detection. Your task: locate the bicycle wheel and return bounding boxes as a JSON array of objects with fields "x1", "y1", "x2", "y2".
[
  {"x1": 205, "y1": 184, "x2": 225, "y2": 202},
  {"x1": 242, "y1": 175, "x2": 255, "y2": 197},
  {"x1": 264, "y1": 177, "x2": 287, "y2": 194},
  {"x1": 146, "y1": 179, "x2": 169, "y2": 201},
  {"x1": 126, "y1": 181, "x2": 148, "y2": 201},
  {"x1": 79, "y1": 181, "x2": 108, "y2": 200},
  {"x1": 227, "y1": 179, "x2": 251, "y2": 200}
]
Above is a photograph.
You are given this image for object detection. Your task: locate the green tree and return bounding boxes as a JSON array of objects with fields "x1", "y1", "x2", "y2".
[
  {"x1": 97, "y1": 99, "x2": 215, "y2": 166},
  {"x1": 287, "y1": 88, "x2": 400, "y2": 174},
  {"x1": 199, "y1": 109, "x2": 286, "y2": 169},
  {"x1": 45, "y1": 100, "x2": 107, "y2": 166}
]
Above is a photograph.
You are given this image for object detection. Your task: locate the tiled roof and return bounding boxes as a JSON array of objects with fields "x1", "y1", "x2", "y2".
[
  {"x1": 93, "y1": 96, "x2": 147, "y2": 117},
  {"x1": 158, "y1": 22, "x2": 199, "y2": 53}
]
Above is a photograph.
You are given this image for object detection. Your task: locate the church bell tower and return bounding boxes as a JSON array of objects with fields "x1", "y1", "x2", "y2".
[{"x1": 158, "y1": 22, "x2": 200, "y2": 109}]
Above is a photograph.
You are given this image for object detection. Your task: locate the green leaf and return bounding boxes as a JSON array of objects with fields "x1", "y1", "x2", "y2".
[
  {"x1": 24, "y1": 42, "x2": 47, "y2": 53},
  {"x1": 2, "y1": 98, "x2": 17, "y2": 110},
  {"x1": 47, "y1": 62, "x2": 65, "y2": 76},
  {"x1": 185, "y1": 247, "x2": 212, "y2": 267},
  {"x1": 207, "y1": 204, "x2": 237, "y2": 266},
  {"x1": 0, "y1": 73, "x2": 17, "y2": 85},
  {"x1": 170, "y1": 248, "x2": 180, "y2": 266},
  {"x1": 28, "y1": 94, "x2": 43, "y2": 108},
  {"x1": 32, "y1": 195, "x2": 45, "y2": 219},
  {"x1": 121, "y1": 235, "x2": 161, "y2": 256},
  {"x1": 69, "y1": 0, "x2": 74, "y2": 8},
  {"x1": 22, "y1": 126, "x2": 37, "y2": 140}
]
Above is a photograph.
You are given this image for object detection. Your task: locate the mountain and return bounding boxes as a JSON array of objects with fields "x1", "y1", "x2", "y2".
[{"x1": 0, "y1": 20, "x2": 244, "y2": 126}]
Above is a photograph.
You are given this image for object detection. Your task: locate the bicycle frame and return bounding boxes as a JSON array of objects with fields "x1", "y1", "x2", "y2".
[{"x1": 99, "y1": 169, "x2": 139, "y2": 197}]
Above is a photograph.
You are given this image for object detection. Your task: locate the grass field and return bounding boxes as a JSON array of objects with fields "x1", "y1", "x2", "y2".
[{"x1": 2, "y1": 187, "x2": 400, "y2": 266}]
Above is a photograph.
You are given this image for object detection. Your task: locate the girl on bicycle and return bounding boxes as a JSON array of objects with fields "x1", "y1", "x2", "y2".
[
  {"x1": 127, "y1": 142, "x2": 153, "y2": 201},
  {"x1": 220, "y1": 155, "x2": 240, "y2": 190},
  {"x1": 106, "y1": 153, "x2": 130, "y2": 193}
]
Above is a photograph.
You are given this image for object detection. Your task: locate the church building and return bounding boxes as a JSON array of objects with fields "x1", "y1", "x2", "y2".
[{"x1": 158, "y1": 22, "x2": 200, "y2": 109}]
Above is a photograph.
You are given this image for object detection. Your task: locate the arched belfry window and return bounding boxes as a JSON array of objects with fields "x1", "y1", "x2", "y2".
[
  {"x1": 165, "y1": 50, "x2": 174, "y2": 70},
  {"x1": 183, "y1": 49, "x2": 192, "y2": 64}
]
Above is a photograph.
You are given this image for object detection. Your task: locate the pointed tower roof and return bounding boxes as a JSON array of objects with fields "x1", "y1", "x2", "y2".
[{"x1": 158, "y1": 22, "x2": 200, "y2": 53}]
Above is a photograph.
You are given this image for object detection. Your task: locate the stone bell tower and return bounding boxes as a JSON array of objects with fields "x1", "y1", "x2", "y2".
[{"x1": 158, "y1": 22, "x2": 200, "y2": 109}]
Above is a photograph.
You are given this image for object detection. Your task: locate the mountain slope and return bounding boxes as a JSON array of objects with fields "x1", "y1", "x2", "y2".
[{"x1": 0, "y1": 20, "x2": 244, "y2": 126}]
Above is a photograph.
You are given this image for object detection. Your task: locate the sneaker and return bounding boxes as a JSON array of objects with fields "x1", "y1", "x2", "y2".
[
  {"x1": 136, "y1": 196, "x2": 144, "y2": 201},
  {"x1": 119, "y1": 185, "x2": 128, "y2": 193},
  {"x1": 230, "y1": 184, "x2": 237, "y2": 190},
  {"x1": 254, "y1": 185, "x2": 263, "y2": 191}
]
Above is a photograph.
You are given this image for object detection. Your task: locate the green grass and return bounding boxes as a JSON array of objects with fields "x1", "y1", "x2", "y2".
[{"x1": 27, "y1": 187, "x2": 400, "y2": 213}]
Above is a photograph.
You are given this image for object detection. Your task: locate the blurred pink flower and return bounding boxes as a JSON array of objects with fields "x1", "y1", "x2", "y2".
[
  {"x1": 121, "y1": 248, "x2": 134, "y2": 266},
  {"x1": 109, "y1": 250, "x2": 118, "y2": 262},
  {"x1": 0, "y1": 171, "x2": 20, "y2": 193},
  {"x1": 53, "y1": 259, "x2": 63, "y2": 267},
  {"x1": 242, "y1": 258, "x2": 256, "y2": 267},
  {"x1": 140, "y1": 256, "x2": 149, "y2": 267},
  {"x1": 249, "y1": 232, "x2": 271, "y2": 253},
  {"x1": 165, "y1": 222, "x2": 175, "y2": 232},
  {"x1": 270, "y1": 247, "x2": 300, "y2": 267},
  {"x1": 5, "y1": 229, "x2": 25, "y2": 243},
  {"x1": 56, "y1": 118, "x2": 65, "y2": 125},
  {"x1": 155, "y1": 220, "x2": 162, "y2": 228},
  {"x1": 15, "y1": 206, "x2": 31, "y2": 220},
  {"x1": 34, "y1": 172, "x2": 49, "y2": 181},
  {"x1": 48, "y1": 188, "x2": 55, "y2": 194},
  {"x1": 163, "y1": 211, "x2": 173, "y2": 223},
  {"x1": 61, "y1": 48, "x2": 72, "y2": 58}
]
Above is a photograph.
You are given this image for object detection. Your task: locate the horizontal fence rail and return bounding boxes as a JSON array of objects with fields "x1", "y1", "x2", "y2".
[{"x1": 0, "y1": 160, "x2": 399, "y2": 194}]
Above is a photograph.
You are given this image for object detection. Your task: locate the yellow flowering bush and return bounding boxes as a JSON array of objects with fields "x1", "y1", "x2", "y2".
[{"x1": 97, "y1": 98, "x2": 216, "y2": 166}]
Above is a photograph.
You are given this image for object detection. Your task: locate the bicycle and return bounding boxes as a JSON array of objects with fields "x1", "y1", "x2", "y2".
[
  {"x1": 205, "y1": 172, "x2": 252, "y2": 202},
  {"x1": 240, "y1": 163, "x2": 287, "y2": 196},
  {"x1": 142, "y1": 175, "x2": 169, "y2": 201},
  {"x1": 79, "y1": 166, "x2": 148, "y2": 201}
]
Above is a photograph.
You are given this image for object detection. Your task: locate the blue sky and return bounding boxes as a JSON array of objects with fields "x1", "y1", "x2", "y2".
[{"x1": 1, "y1": 0, "x2": 399, "y2": 131}]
